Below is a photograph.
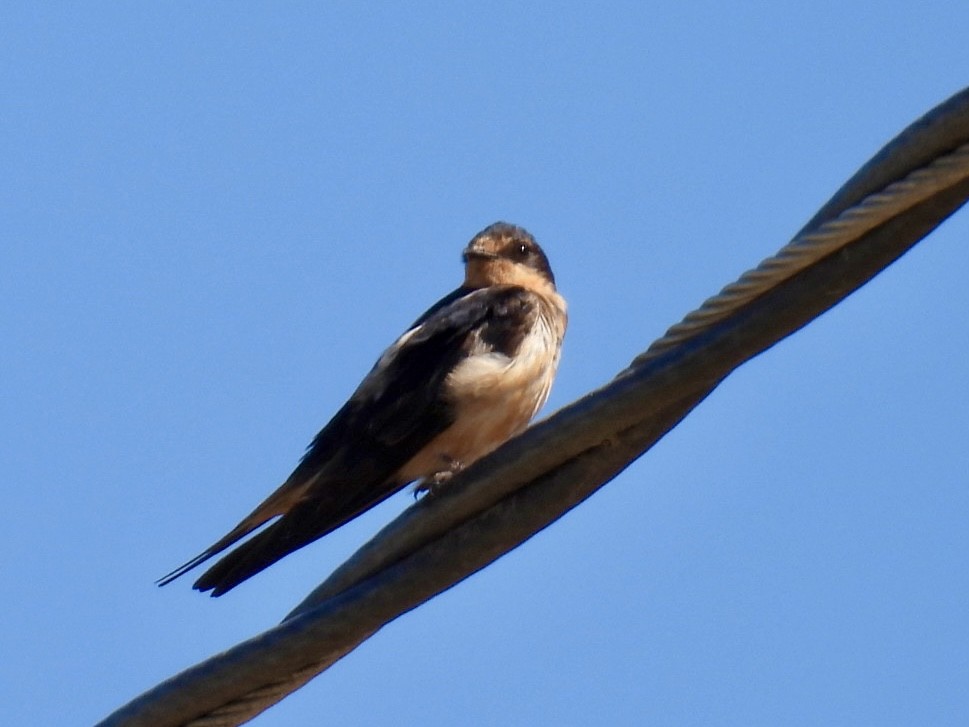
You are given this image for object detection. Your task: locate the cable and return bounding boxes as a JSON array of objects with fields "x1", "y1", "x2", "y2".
[
  {"x1": 635, "y1": 140, "x2": 969, "y2": 364},
  {"x1": 98, "y1": 85, "x2": 969, "y2": 727}
]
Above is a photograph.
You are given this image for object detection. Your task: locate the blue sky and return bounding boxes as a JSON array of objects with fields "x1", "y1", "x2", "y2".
[{"x1": 3, "y1": 4, "x2": 968, "y2": 726}]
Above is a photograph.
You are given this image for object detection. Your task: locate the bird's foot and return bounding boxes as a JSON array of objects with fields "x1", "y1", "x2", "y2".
[{"x1": 413, "y1": 456, "x2": 465, "y2": 498}]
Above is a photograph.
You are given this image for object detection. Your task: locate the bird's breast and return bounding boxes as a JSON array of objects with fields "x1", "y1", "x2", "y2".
[{"x1": 397, "y1": 299, "x2": 565, "y2": 483}]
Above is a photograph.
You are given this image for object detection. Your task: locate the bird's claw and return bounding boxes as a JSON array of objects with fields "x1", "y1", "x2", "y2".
[{"x1": 413, "y1": 457, "x2": 464, "y2": 498}]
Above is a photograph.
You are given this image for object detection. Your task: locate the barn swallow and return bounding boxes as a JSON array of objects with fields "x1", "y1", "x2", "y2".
[{"x1": 158, "y1": 222, "x2": 567, "y2": 596}]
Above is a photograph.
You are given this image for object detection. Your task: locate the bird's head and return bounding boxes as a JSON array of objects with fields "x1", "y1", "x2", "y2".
[{"x1": 462, "y1": 222, "x2": 556, "y2": 291}]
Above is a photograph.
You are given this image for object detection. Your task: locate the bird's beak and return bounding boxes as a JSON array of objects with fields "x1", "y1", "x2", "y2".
[{"x1": 462, "y1": 244, "x2": 498, "y2": 264}]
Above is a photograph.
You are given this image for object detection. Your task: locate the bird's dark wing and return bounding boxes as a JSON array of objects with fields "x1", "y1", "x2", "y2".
[{"x1": 159, "y1": 285, "x2": 538, "y2": 595}]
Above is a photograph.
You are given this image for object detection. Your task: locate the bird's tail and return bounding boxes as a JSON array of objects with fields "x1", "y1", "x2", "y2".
[
  {"x1": 156, "y1": 469, "x2": 322, "y2": 589},
  {"x1": 155, "y1": 519, "x2": 266, "y2": 588},
  {"x1": 189, "y1": 517, "x2": 307, "y2": 596},
  {"x1": 187, "y1": 480, "x2": 407, "y2": 596}
]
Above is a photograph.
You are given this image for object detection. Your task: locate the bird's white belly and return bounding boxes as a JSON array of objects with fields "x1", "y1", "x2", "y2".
[{"x1": 398, "y1": 311, "x2": 561, "y2": 483}]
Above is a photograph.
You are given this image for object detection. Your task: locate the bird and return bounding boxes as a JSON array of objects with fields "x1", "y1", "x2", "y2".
[{"x1": 158, "y1": 222, "x2": 567, "y2": 596}]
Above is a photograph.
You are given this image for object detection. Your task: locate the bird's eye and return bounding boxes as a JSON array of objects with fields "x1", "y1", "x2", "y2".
[{"x1": 516, "y1": 243, "x2": 530, "y2": 257}]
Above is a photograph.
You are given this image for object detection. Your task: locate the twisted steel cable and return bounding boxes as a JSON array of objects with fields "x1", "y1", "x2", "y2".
[
  {"x1": 636, "y1": 140, "x2": 969, "y2": 364},
  {"x1": 98, "y1": 85, "x2": 969, "y2": 727}
]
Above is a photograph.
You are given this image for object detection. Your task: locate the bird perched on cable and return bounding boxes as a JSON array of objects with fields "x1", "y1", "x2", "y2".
[{"x1": 159, "y1": 222, "x2": 567, "y2": 596}]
